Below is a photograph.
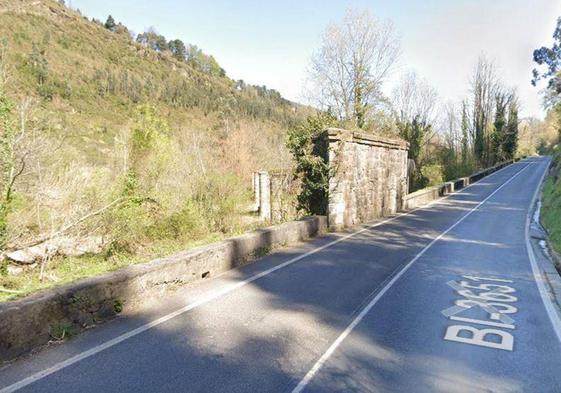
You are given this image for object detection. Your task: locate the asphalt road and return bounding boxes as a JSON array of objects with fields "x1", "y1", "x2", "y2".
[{"x1": 1, "y1": 156, "x2": 560, "y2": 393}]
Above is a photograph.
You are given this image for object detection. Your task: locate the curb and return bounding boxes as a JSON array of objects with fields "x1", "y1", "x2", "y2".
[{"x1": 526, "y1": 157, "x2": 561, "y2": 325}]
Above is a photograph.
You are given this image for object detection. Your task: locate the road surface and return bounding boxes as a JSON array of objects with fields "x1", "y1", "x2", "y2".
[{"x1": 1, "y1": 156, "x2": 560, "y2": 393}]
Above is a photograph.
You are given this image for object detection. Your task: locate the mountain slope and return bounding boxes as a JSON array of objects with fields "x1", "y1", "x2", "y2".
[{"x1": 0, "y1": 0, "x2": 309, "y2": 300}]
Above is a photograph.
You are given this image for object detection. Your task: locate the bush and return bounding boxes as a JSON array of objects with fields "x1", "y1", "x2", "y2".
[
  {"x1": 146, "y1": 200, "x2": 206, "y2": 241},
  {"x1": 542, "y1": 152, "x2": 561, "y2": 254},
  {"x1": 194, "y1": 173, "x2": 249, "y2": 233},
  {"x1": 421, "y1": 164, "x2": 444, "y2": 187},
  {"x1": 286, "y1": 113, "x2": 337, "y2": 215},
  {"x1": 104, "y1": 198, "x2": 153, "y2": 256}
]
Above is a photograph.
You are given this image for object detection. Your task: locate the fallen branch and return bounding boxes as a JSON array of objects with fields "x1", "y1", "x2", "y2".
[
  {"x1": 17, "y1": 198, "x2": 125, "y2": 250},
  {"x1": 0, "y1": 287, "x2": 23, "y2": 294}
]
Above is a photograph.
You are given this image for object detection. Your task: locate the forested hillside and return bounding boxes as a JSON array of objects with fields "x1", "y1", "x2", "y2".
[{"x1": 0, "y1": 0, "x2": 310, "y2": 299}]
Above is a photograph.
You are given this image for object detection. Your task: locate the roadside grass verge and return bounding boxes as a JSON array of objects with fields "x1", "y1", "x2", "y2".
[{"x1": 542, "y1": 151, "x2": 561, "y2": 256}]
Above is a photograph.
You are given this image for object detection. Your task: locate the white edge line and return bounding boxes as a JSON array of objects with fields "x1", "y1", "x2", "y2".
[
  {"x1": 291, "y1": 162, "x2": 534, "y2": 393},
  {"x1": 524, "y1": 158, "x2": 561, "y2": 343},
  {"x1": 0, "y1": 160, "x2": 527, "y2": 393}
]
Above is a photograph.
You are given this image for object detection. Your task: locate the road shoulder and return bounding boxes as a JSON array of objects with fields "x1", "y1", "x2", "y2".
[{"x1": 527, "y1": 158, "x2": 561, "y2": 329}]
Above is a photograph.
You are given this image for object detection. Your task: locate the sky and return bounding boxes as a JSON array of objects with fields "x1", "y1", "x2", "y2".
[{"x1": 70, "y1": 0, "x2": 561, "y2": 119}]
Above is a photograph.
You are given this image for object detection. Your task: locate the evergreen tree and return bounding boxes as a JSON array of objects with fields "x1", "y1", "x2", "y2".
[
  {"x1": 491, "y1": 94, "x2": 508, "y2": 163},
  {"x1": 168, "y1": 39, "x2": 187, "y2": 61},
  {"x1": 460, "y1": 101, "x2": 469, "y2": 165},
  {"x1": 504, "y1": 101, "x2": 519, "y2": 159},
  {"x1": 397, "y1": 115, "x2": 430, "y2": 168},
  {"x1": 104, "y1": 15, "x2": 116, "y2": 32}
]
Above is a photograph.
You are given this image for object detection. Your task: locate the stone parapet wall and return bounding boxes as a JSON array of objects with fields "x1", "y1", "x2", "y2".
[
  {"x1": 402, "y1": 158, "x2": 522, "y2": 210},
  {"x1": 321, "y1": 128, "x2": 409, "y2": 230},
  {"x1": 0, "y1": 216, "x2": 327, "y2": 362}
]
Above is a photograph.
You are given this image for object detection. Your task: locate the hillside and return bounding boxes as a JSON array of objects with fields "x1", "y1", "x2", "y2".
[
  {"x1": 0, "y1": 0, "x2": 306, "y2": 163},
  {"x1": 0, "y1": 0, "x2": 310, "y2": 300}
]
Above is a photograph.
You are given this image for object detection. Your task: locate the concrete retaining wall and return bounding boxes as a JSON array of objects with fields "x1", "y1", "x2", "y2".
[
  {"x1": 0, "y1": 216, "x2": 327, "y2": 362},
  {"x1": 402, "y1": 158, "x2": 521, "y2": 210},
  {"x1": 321, "y1": 128, "x2": 409, "y2": 230}
]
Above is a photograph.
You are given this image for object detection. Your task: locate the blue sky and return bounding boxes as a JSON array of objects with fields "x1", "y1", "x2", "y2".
[{"x1": 70, "y1": 0, "x2": 561, "y2": 118}]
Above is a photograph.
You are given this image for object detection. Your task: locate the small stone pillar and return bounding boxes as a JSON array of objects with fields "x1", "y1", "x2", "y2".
[
  {"x1": 253, "y1": 172, "x2": 260, "y2": 212},
  {"x1": 258, "y1": 171, "x2": 271, "y2": 220}
]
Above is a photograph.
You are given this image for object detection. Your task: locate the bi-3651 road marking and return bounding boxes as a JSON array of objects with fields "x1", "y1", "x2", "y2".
[{"x1": 442, "y1": 275, "x2": 518, "y2": 351}]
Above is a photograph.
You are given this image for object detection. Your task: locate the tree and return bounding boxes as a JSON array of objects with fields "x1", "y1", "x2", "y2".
[
  {"x1": 391, "y1": 72, "x2": 438, "y2": 166},
  {"x1": 504, "y1": 99, "x2": 519, "y2": 159},
  {"x1": 392, "y1": 72, "x2": 438, "y2": 126},
  {"x1": 470, "y1": 56, "x2": 500, "y2": 166},
  {"x1": 104, "y1": 15, "x2": 116, "y2": 32},
  {"x1": 491, "y1": 92, "x2": 509, "y2": 163},
  {"x1": 136, "y1": 29, "x2": 168, "y2": 52},
  {"x1": 532, "y1": 16, "x2": 561, "y2": 139},
  {"x1": 398, "y1": 116, "x2": 431, "y2": 168},
  {"x1": 532, "y1": 17, "x2": 561, "y2": 94},
  {"x1": 306, "y1": 9, "x2": 400, "y2": 129},
  {"x1": 168, "y1": 39, "x2": 186, "y2": 61},
  {"x1": 460, "y1": 101, "x2": 470, "y2": 165},
  {"x1": 0, "y1": 76, "x2": 14, "y2": 247}
]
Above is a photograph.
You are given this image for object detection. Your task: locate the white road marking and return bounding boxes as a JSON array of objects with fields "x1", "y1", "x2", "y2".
[
  {"x1": 443, "y1": 276, "x2": 519, "y2": 350},
  {"x1": 0, "y1": 161, "x2": 527, "y2": 393},
  {"x1": 524, "y1": 158, "x2": 561, "y2": 343},
  {"x1": 449, "y1": 315, "x2": 515, "y2": 330},
  {"x1": 443, "y1": 325, "x2": 514, "y2": 351},
  {"x1": 441, "y1": 280, "x2": 516, "y2": 324},
  {"x1": 291, "y1": 162, "x2": 533, "y2": 393}
]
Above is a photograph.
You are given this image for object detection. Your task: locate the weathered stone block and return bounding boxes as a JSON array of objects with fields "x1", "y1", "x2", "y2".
[{"x1": 318, "y1": 128, "x2": 409, "y2": 230}]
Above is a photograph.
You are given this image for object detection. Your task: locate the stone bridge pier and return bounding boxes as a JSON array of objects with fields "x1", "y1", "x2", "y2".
[{"x1": 320, "y1": 128, "x2": 409, "y2": 231}]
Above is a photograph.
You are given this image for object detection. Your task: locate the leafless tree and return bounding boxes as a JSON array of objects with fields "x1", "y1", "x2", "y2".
[
  {"x1": 306, "y1": 9, "x2": 401, "y2": 129},
  {"x1": 441, "y1": 101, "x2": 460, "y2": 151},
  {"x1": 470, "y1": 55, "x2": 501, "y2": 165},
  {"x1": 391, "y1": 71, "x2": 438, "y2": 126}
]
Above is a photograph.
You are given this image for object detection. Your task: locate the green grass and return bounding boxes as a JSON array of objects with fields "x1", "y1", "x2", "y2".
[
  {"x1": 541, "y1": 153, "x2": 561, "y2": 255},
  {"x1": 0, "y1": 217, "x2": 276, "y2": 303},
  {"x1": 0, "y1": 234, "x2": 223, "y2": 302}
]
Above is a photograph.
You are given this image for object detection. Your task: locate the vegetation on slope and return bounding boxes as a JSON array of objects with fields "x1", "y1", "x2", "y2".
[
  {"x1": 0, "y1": 0, "x2": 310, "y2": 300},
  {"x1": 542, "y1": 149, "x2": 561, "y2": 255},
  {"x1": 532, "y1": 17, "x2": 561, "y2": 257}
]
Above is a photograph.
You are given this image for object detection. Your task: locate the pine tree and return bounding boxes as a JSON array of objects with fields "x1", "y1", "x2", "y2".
[{"x1": 105, "y1": 15, "x2": 116, "y2": 32}]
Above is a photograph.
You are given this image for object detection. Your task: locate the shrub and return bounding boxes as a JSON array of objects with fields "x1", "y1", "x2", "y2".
[
  {"x1": 421, "y1": 164, "x2": 444, "y2": 187},
  {"x1": 286, "y1": 112, "x2": 337, "y2": 215},
  {"x1": 146, "y1": 200, "x2": 206, "y2": 241},
  {"x1": 194, "y1": 173, "x2": 249, "y2": 233},
  {"x1": 542, "y1": 152, "x2": 561, "y2": 254}
]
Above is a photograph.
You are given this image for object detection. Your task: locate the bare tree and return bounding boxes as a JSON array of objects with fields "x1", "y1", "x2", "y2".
[
  {"x1": 390, "y1": 71, "x2": 440, "y2": 162},
  {"x1": 391, "y1": 71, "x2": 438, "y2": 126},
  {"x1": 306, "y1": 9, "x2": 400, "y2": 129},
  {"x1": 441, "y1": 101, "x2": 459, "y2": 151},
  {"x1": 470, "y1": 55, "x2": 501, "y2": 165}
]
